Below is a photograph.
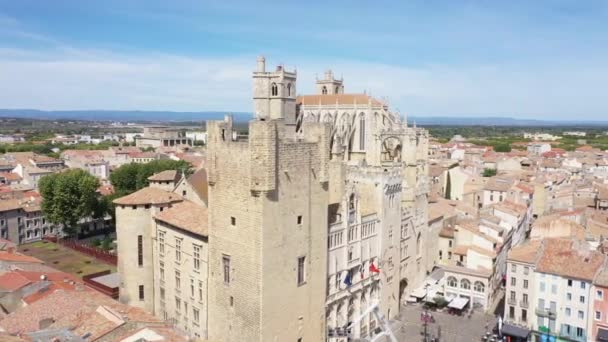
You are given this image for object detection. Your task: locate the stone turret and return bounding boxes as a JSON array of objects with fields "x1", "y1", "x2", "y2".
[
  {"x1": 316, "y1": 69, "x2": 344, "y2": 95},
  {"x1": 252, "y1": 56, "x2": 297, "y2": 125}
]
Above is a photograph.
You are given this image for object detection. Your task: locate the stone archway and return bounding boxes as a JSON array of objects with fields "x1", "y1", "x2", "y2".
[{"x1": 399, "y1": 278, "x2": 409, "y2": 306}]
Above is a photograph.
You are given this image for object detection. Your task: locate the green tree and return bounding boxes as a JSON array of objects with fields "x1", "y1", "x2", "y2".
[
  {"x1": 110, "y1": 159, "x2": 191, "y2": 195},
  {"x1": 39, "y1": 169, "x2": 100, "y2": 237},
  {"x1": 91, "y1": 238, "x2": 101, "y2": 247},
  {"x1": 494, "y1": 143, "x2": 512, "y2": 152},
  {"x1": 483, "y1": 168, "x2": 497, "y2": 177},
  {"x1": 445, "y1": 171, "x2": 452, "y2": 200},
  {"x1": 100, "y1": 235, "x2": 113, "y2": 251},
  {"x1": 109, "y1": 163, "x2": 140, "y2": 195}
]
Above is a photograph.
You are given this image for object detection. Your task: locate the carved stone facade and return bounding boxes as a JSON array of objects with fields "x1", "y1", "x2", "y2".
[
  {"x1": 116, "y1": 58, "x2": 431, "y2": 342},
  {"x1": 297, "y1": 71, "x2": 431, "y2": 340}
]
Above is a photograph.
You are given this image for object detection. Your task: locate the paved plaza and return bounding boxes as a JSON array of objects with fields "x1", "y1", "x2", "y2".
[{"x1": 388, "y1": 304, "x2": 499, "y2": 342}]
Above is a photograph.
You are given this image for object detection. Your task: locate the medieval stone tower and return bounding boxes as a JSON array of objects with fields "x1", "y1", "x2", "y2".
[
  {"x1": 206, "y1": 60, "x2": 330, "y2": 342},
  {"x1": 316, "y1": 70, "x2": 344, "y2": 95},
  {"x1": 252, "y1": 56, "x2": 297, "y2": 125}
]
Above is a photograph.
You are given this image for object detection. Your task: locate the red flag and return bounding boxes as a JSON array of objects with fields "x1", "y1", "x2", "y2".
[{"x1": 370, "y1": 262, "x2": 380, "y2": 273}]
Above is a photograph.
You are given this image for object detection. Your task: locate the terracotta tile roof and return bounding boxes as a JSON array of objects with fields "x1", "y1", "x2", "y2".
[
  {"x1": 97, "y1": 184, "x2": 114, "y2": 196},
  {"x1": 0, "y1": 272, "x2": 32, "y2": 291},
  {"x1": 508, "y1": 240, "x2": 542, "y2": 264},
  {"x1": 110, "y1": 146, "x2": 141, "y2": 153},
  {"x1": 469, "y1": 245, "x2": 497, "y2": 258},
  {"x1": 439, "y1": 226, "x2": 455, "y2": 238},
  {"x1": 128, "y1": 151, "x2": 158, "y2": 158},
  {"x1": 429, "y1": 165, "x2": 445, "y2": 177},
  {"x1": 0, "y1": 238, "x2": 16, "y2": 251},
  {"x1": 113, "y1": 187, "x2": 182, "y2": 206},
  {"x1": 515, "y1": 183, "x2": 534, "y2": 194},
  {"x1": 175, "y1": 152, "x2": 205, "y2": 168},
  {"x1": 154, "y1": 200, "x2": 208, "y2": 237},
  {"x1": 492, "y1": 200, "x2": 527, "y2": 217},
  {"x1": 0, "y1": 251, "x2": 43, "y2": 264},
  {"x1": 428, "y1": 201, "x2": 455, "y2": 222},
  {"x1": 148, "y1": 170, "x2": 177, "y2": 182},
  {"x1": 297, "y1": 93, "x2": 385, "y2": 107},
  {"x1": 597, "y1": 186, "x2": 608, "y2": 201},
  {"x1": 188, "y1": 168, "x2": 208, "y2": 204},
  {"x1": 531, "y1": 216, "x2": 586, "y2": 240},
  {"x1": 0, "y1": 287, "x2": 185, "y2": 339},
  {"x1": 0, "y1": 172, "x2": 22, "y2": 181},
  {"x1": 576, "y1": 145, "x2": 595, "y2": 152},
  {"x1": 483, "y1": 176, "x2": 515, "y2": 192},
  {"x1": 456, "y1": 219, "x2": 502, "y2": 244},
  {"x1": 452, "y1": 245, "x2": 469, "y2": 256},
  {"x1": 0, "y1": 198, "x2": 23, "y2": 212},
  {"x1": 536, "y1": 239, "x2": 604, "y2": 281}
]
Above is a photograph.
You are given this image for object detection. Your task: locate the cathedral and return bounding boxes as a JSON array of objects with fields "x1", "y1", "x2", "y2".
[{"x1": 115, "y1": 57, "x2": 431, "y2": 341}]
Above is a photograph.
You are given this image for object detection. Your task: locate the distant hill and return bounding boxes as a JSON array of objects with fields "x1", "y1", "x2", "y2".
[
  {"x1": 409, "y1": 116, "x2": 608, "y2": 127},
  {"x1": 1, "y1": 109, "x2": 607, "y2": 127},
  {"x1": 0, "y1": 109, "x2": 252, "y2": 123}
]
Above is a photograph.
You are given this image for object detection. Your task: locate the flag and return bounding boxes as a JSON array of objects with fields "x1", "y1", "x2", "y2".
[
  {"x1": 370, "y1": 262, "x2": 380, "y2": 273},
  {"x1": 344, "y1": 272, "x2": 352, "y2": 287}
]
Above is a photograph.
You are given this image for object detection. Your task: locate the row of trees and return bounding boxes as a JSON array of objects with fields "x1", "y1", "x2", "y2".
[{"x1": 39, "y1": 159, "x2": 192, "y2": 237}]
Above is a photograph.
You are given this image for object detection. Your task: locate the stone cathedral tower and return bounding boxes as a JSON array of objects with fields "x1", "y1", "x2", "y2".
[
  {"x1": 206, "y1": 60, "x2": 329, "y2": 342},
  {"x1": 252, "y1": 56, "x2": 297, "y2": 125}
]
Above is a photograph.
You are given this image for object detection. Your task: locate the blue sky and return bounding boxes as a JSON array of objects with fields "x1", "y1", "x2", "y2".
[{"x1": 1, "y1": 0, "x2": 607, "y2": 119}]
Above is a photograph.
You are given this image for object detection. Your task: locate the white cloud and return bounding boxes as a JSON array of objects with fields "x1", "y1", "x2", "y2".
[{"x1": 0, "y1": 47, "x2": 607, "y2": 120}]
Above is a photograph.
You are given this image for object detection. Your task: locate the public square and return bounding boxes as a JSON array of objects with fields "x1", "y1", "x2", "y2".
[{"x1": 389, "y1": 303, "x2": 499, "y2": 342}]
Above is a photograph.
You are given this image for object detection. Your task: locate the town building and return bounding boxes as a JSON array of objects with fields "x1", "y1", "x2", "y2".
[
  {"x1": 135, "y1": 126, "x2": 193, "y2": 148},
  {"x1": 504, "y1": 238, "x2": 605, "y2": 342},
  {"x1": 0, "y1": 152, "x2": 64, "y2": 189}
]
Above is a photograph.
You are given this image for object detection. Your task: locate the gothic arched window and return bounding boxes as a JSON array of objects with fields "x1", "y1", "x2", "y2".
[
  {"x1": 335, "y1": 86, "x2": 340, "y2": 94},
  {"x1": 322, "y1": 86, "x2": 328, "y2": 95},
  {"x1": 287, "y1": 83, "x2": 292, "y2": 96},
  {"x1": 461, "y1": 279, "x2": 471, "y2": 290},
  {"x1": 359, "y1": 115, "x2": 365, "y2": 150},
  {"x1": 271, "y1": 83, "x2": 278, "y2": 96},
  {"x1": 447, "y1": 276, "x2": 457, "y2": 287},
  {"x1": 474, "y1": 281, "x2": 485, "y2": 293}
]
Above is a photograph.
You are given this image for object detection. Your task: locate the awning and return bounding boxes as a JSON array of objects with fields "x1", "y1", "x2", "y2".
[
  {"x1": 501, "y1": 323, "x2": 530, "y2": 339},
  {"x1": 424, "y1": 290, "x2": 439, "y2": 303},
  {"x1": 598, "y1": 328, "x2": 608, "y2": 342},
  {"x1": 447, "y1": 297, "x2": 469, "y2": 310},
  {"x1": 406, "y1": 296, "x2": 418, "y2": 303},
  {"x1": 410, "y1": 287, "x2": 427, "y2": 299}
]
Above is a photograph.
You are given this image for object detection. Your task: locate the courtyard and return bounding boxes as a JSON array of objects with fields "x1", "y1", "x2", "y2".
[
  {"x1": 390, "y1": 303, "x2": 499, "y2": 342},
  {"x1": 18, "y1": 240, "x2": 116, "y2": 278}
]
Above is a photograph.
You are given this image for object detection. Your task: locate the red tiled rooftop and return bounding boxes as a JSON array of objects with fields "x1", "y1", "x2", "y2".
[
  {"x1": 297, "y1": 93, "x2": 385, "y2": 107},
  {"x1": 0, "y1": 272, "x2": 31, "y2": 291},
  {"x1": 0, "y1": 251, "x2": 43, "y2": 263},
  {"x1": 113, "y1": 187, "x2": 183, "y2": 206}
]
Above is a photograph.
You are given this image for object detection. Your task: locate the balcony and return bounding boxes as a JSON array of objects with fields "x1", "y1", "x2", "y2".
[
  {"x1": 519, "y1": 300, "x2": 529, "y2": 308},
  {"x1": 535, "y1": 307, "x2": 556, "y2": 319}
]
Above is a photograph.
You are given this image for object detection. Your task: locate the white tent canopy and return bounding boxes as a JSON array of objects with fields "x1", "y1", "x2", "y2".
[
  {"x1": 448, "y1": 297, "x2": 469, "y2": 310},
  {"x1": 410, "y1": 287, "x2": 427, "y2": 299}
]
